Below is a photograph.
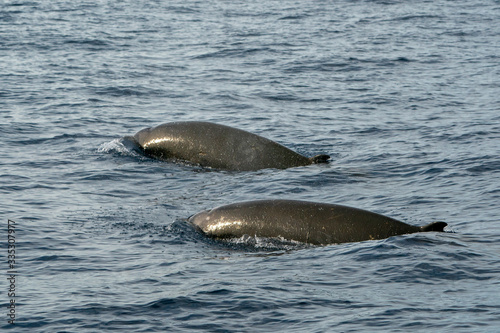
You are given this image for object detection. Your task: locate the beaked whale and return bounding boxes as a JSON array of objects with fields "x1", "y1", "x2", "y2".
[
  {"x1": 188, "y1": 199, "x2": 448, "y2": 245},
  {"x1": 130, "y1": 121, "x2": 329, "y2": 171}
]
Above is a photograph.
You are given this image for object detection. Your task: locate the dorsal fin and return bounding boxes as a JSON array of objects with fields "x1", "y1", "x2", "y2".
[
  {"x1": 421, "y1": 221, "x2": 447, "y2": 232},
  {"x1": 310, "y1": 154, "x2": 330, "y2": 164}
]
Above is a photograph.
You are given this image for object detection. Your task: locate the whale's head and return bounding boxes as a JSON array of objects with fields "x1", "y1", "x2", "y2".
[
  {"x1": 188, "y1": 209, "x2": 246, "y2": 237},
  {"x1": 188, "y1": 210, "x2": 211, "y2": 231},
  {"x1": 133, "y1": 127, "x2": 152, "y2": 146}
]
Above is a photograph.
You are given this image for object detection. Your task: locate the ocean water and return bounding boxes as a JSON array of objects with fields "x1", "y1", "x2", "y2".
[{"x1": 2, "y1": 0, "x2": 500, "y2": 331}]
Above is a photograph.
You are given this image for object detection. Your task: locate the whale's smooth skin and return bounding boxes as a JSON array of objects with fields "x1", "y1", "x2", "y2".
[
  {"x1": 188, "y1": 200, "x2": 448, "y2": 245},
  {"x1": 132, "y1": 121, "x2": 329, "y2": 171}
]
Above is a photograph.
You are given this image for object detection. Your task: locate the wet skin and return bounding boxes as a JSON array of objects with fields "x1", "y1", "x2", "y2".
[{"x1": 189, "y1": 200, "x2": 447, "y2": 245}]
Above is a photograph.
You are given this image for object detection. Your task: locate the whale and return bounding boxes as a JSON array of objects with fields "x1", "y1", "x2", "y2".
[
  {"x1": 130, "y1": 121, "x2": 329, "y2": 171},
  {"x1": 188, "y1": 200, "x2": 448, "y2": 245}
]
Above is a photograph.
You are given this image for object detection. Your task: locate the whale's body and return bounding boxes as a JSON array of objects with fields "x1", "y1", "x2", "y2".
[
  {"x1": 189, "y1": 200, "x2": 447, "y2": 245},
  {"x1": 132, "y1": 121, "x2": 329, "y2": 171}
]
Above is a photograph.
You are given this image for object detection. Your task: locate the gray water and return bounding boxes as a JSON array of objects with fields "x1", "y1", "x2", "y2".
[{"x1": 1, "y1": 0, "x2": 500, "y2": 332}]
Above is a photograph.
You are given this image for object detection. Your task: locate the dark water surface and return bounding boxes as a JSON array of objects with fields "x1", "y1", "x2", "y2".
[{"x1": 2, "y1": 0, "x2": 500, "y2": 332}]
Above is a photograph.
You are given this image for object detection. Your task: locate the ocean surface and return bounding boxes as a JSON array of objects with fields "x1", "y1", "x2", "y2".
[{"x1": 2, "y1": 0, "x2": 500, "y2": 331}]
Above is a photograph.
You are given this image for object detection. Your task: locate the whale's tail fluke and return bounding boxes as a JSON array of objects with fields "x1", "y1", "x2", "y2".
[
  {"x1": 310, "y1": 154, "x2": 330, "y2": 164},
  {"x1": 421, "y1": 221, "x2": 448, "y2": 232}
]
